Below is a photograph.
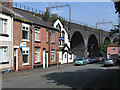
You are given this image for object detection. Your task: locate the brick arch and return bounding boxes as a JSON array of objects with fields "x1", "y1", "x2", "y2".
[
  {"x1": 104, "y1": 37, "x2": 111, "y2": 44},
  {"x1": 87, "y1": 34, "x2": 99, "y2": 57},
  {"x1": 71, "y1": 31, "x2": 85, "y2": 57},
  {"x1": 113, "y1": 38, "x2": 118, "y2": 43}
]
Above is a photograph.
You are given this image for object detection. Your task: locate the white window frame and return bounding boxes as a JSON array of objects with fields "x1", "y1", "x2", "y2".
[
  {"x1": 51, "y1": 50, "x2": 55, "y2": 61},
  {"x1": 0, "y1": 47, "x2": 8, "y2": 63},
  {"x1": 35, "y1": 28, "x2": 40, "y2": 41},
  {"x1": 51, "y1": 31, "x2": 55, "y2": 43},
  {"x1": 46, "y1": 31, "x2": 48, "y2": 42},
  {"x1": 62, "y1": 31, "x2": 65, "y2": 46},
  {"x1": 35, "y1": 48, "x2": 41, "y2": 63},
  {"x1": 22, "y1": 23, "x2": 29, "y2": 41},
  {"x1": 3, "y1": 19, "x2": 7, "y2": 34},
  {"x1": 112, "y1": 48, "x2": 116, "y2": 51},
  {"x1": 22, "y1": 47, "x2": 29, "y2": 65},
  {"x1": 0, "y1": 18, "x2": 7, "y2": 34}
]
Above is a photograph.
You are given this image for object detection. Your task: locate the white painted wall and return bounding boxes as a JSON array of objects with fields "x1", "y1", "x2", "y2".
[
  {"x1": 0, "y1": 12, "x2": 13, "y2": 70},
  {"x1": 53, "y1": 19, "x2": 74, "y2": 64}
]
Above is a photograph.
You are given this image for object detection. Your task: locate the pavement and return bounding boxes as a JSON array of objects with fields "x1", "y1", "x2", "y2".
[{"x1": 2, "y1": 63, "x2": 73, "y2": 80}]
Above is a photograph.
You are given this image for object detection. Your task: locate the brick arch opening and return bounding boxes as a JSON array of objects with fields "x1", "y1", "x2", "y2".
[
  {"x1": 71, "y1": 31, "x2": 85, "y2": 57},
  {"x1": 113, "y1": 38, "x2": 118, "y2": 43},
  {"x1": 87, "y1": 34, "x2": 98, "y2": 58},
  {"x1": 104, "y1": 37, "x2": 111, "y2": 45}
]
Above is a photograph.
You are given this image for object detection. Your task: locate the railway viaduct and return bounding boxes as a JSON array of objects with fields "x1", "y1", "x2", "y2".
[{"x1": 64, "y1": 22, "x2": 119, "y2": 58}]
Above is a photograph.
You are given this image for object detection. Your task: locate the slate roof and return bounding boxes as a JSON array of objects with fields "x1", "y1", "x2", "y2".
[
  {"x1": 0, "y1": 4, "x2": 14, "y2": 15},
  {"x1": 13, "y1": 8, "x2": 59, "y2": 31}
]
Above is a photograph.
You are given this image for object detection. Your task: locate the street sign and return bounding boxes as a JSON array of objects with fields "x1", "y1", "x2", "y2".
[
  {"x1": 59, "y1": 37, "x2": 64, "y2": 40},
  {"x1": 19, "y1": 42, "x2": 26, "y2": 48}
]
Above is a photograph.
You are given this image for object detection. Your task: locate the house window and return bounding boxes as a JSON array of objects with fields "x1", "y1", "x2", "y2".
[
  {"x1": 22, "y1": 23, "x2": 29, "y2": 40},
  {"x1": 22, "y1": 48, "x2": 29, "y2": 65},
  {"x1": 51, "y1": 30, "x2": 55, "y2": 44},
  {"x1": 35, "y1": 48, "x2": 41, "y2": 63},
  {"x1": 46, "y1": 30, "x2": 48, "y2": 42},
  {"x1": 62, "y1": 31, "x2": 65, "y2": 46},
  {"x1": 59, "y1": 32, "x2": 61, "y2": 45},
  {"x1": 0, "y1": 47, "x2": 8, "y2": 63},
  {"x1": 35, "y1": 28, "x2": 40, "y2": 41},
  {"x1": 112, "y1": 48, "x2": 116, "y2": 51},
  {"x1": 0, "y1": 18, "x2": 7, "y2": 34},
  {"x1": 51, "y1": 50, "x2": 55, "y2": 61}
]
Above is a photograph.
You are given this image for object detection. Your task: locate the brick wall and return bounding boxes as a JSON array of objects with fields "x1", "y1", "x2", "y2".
[
  {"x1": 107, "y1": 47, "x2": 119, "y2": 58},
  {"x1": 13, "y1": 20, "x2": 32, "y2": 70}
]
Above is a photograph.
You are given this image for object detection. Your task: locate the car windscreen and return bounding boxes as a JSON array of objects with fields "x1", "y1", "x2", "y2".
[
  {"x1": 76, "y1": 58, "x2": 83, "y2": 61},
  {"x1": 105, "y1": 58, "x2": 113, "y2": 61}
]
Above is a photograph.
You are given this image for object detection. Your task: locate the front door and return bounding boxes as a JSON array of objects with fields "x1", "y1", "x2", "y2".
[
  {"x1": 14, "y1": 48, "x2": 18, "y2": 71},
  {"x1": 43, "y1": 49, "x2": 45, "y2": 68},
  {"x1": 46, "y1": 52, "x2": 48, "y2": 67}
]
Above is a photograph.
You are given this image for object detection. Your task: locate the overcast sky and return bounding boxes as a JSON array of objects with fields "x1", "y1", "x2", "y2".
[{"x1": 13, "y1": 0, "x2": 118, "y2": 31}]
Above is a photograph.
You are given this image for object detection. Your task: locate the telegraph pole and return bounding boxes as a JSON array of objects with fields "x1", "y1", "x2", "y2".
[{"x1": 46, "y1": 4, "x2": 71, "y2": 39}]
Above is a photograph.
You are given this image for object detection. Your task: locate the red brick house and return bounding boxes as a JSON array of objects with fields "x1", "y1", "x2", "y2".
[
  {"x1": 12, "y1": 8, "x2": 59, "y2": 71},
  {"x1": 107, "y1": 42, "x2": 120, "y2": 58}
]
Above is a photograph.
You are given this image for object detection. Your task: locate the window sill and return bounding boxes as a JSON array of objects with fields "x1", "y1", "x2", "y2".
[
  {"x1": 51, "y1": 43, "x2": 55, "y2": 44},
  {"x1": 51, "y1": 60, "x2": 55, "y2": 62},
  {"x1": 35, "y1": 62, "x2": 41, "y2": 64},
  {"x1": 22, "y1": 39, "x2": 30, "y2": 42},
  {"x1": 0, "y1": 33, "x2": 9, "y2": 37},
  {"x1": 35, "y1": 41, "x2": 41, "y2": 43},
  {"x1": 0, "y1": 62, "x2": 9, "y2": 64},
  {"x1": 22, "y1": 63, "x2": 30, "y2": 66}
]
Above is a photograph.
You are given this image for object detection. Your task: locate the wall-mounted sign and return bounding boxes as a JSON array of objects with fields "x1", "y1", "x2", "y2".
[
  {"x1": 59, "y1": 37, "x2": 64, "y2": 40},
  {"x1": 19, "y1": 42, "x2": 26, "y2": 48}
]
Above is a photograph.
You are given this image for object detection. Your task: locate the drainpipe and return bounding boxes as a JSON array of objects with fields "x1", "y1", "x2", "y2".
[
  {"x1": 31, "y1": 23, "x2": 34, "y2": 69},
  {"x1": 11, "y1": 15, "x2": 14, "y2": 70},
  {"x1": 48, "y1": 30, "x2": 51, "y2": 67}
]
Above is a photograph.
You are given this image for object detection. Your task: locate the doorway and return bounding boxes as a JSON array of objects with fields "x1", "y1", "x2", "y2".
[
  {"x1": 14, "y1": 48, "x2": 18, "y2": 71},
  {"x1": 43, "y1": 49, "x2": 45, "y2": 68}
]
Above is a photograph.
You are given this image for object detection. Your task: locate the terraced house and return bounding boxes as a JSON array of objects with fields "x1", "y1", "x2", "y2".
[
  {"x1": 13, "y1": 8, "x2": 59, "y2": 71},
  {"x1": 0, "y1": 3, "x2": 14, "y2": 72},
  {"x1": 1, "y1": 1, "x2": 59, "y2": 71}
]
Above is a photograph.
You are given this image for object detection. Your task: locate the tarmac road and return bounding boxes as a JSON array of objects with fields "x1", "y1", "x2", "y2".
[{"x1": 2, "y1": 62, "x2": 120, "y2": 89}]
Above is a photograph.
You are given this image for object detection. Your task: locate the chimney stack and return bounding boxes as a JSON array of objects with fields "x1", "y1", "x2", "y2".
[{"x1": 1, "y1": 0, "x2": 13, "y2": 8}]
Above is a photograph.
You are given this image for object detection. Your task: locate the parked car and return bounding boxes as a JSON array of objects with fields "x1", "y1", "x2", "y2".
[
  {"x1": 90, "y1": 57, "x2": 97, "y2": 63},
  {"x1": 86, "y1": 57, "x2": 92, "y2": 64},
  {"x1": 74, "y1": 57, "x2": 87, "y2": 66},
  {"x1": 103, "y1": 58, "x2": 117, "y2": 66},
  {"x1": 98, "y1": 57, "x2": 103, "y2": 61}
]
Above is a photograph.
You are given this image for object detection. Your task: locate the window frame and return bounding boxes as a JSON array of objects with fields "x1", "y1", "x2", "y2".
[
  {"x1": 22, "y1": 23, "x2": 29, "y2": 41},
  {"x1": 0, "y1": 18, "x2": 7, "y2": 34},
  {"x1": 0, "y1": 47, "x2": 8, "y2": 63},
  {"x1": 112, "y1": 48, "x2": 116, "y2": 51},
  {"x1": 51, "y1": 30, "x2": 55, "y2": 44},
  {"x1": 35, "y1": 47, "x2": 41, "y2": 63},
  {"x1": 35, "y1": 28, "x2": 40, "y2": 42},
  {"x1": 46, "y1": 30, "x2": 49, "y2": 43},
  {"x1": 51, "y1": 50, "x2": 55, "y2": 61},
  {"x1": 22, "y1": 47, "x2": 29, "y2": 65}
]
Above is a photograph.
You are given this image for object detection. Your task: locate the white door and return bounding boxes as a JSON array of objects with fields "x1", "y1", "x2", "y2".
[
  {"x1": 16, "y1": 49, "x2": 18, "y2": 71},
  {"x1": 43, "y1": 49, "x2": 45, "y2": 68},
  {"x1": 46, "y1": 52, "x2": 48, "y2": 67}
]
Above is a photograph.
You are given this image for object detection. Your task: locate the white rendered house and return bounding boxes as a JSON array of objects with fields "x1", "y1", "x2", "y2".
[
  {"x1": 0, "y1": 5, "x2": 14, "y2": 71},
  {"x1": 53, "y1": 19, "x2": 74, "y2": 64}
]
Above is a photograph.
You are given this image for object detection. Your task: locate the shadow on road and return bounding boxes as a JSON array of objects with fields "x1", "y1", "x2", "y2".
[{"x1": 44, "y1": 67, "x2": 120, "y2": 89}]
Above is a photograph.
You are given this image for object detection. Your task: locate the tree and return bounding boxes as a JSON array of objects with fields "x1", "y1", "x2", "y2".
[
  {"x1": 98, "y1": 40, "x2": 111, "y2": 57},
  {"x1": 42, "y1": 8, "x2": 51, "y2": 21},
  {"x1": 50, "y1": 14, "x2": 58, "y2": 22}
]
